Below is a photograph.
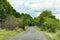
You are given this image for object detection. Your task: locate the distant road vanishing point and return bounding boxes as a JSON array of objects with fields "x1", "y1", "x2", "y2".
[{"x1": 5, "y1": 27, "x2": 52, "y2": 40}]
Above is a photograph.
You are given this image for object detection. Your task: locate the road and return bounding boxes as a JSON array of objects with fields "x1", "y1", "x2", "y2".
[{"x1": 5, "y1": 27, "x2": 52, "y2": 40}]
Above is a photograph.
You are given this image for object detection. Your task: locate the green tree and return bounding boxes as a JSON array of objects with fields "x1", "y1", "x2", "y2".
[
  {"x1": 34, "y1": 10, "x2": 60, "y2": 32},
  {"x1": 0, "y1": 0, "x2": 21, "y2": 30},
  {"x1": 20, "y1": 13, "x2": 33, "y2": 26}
]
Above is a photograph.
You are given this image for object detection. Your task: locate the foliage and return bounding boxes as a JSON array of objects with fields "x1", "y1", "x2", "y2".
[
  {"x1": 0, "y1": 0, "x2": 60, "y2": 33},
  {"x1": 0, "y1": 0, "x2": 23, "y2": 30},
  {"x1": 20, "y1": 13, "x2": 33, "y2": 26},
  {"x1": 34, "y1": 10, "x2": 60, "y2": 32},
  {"x1": 0, "y1": 0, "x2": 20, "y2": 23},
  {"x1": 1, "y1": 15, "x2": 23, "y2": 30}
]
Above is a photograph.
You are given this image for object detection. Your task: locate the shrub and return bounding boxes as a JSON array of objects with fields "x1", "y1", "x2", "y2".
[{"x1": 1, "y1": 15, "x2": 23, "y2": 30}]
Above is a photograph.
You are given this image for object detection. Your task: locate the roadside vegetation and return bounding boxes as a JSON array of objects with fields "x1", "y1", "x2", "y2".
[
  {"x1": 0, "y1": 0, "x2": 32, "y2": 40},
  {"x1": 0, "y1": 28, "x2": 23, "y2": 40},
  {"x1": 0, "y1": 0, "x2": 60, "y2": 40},
  {"x1": 35, "y1": 26, "x2": 60, "y2": 40},
  {"x1": 34, "y1": 10, "x2": 60, "y2": 40},
  {"x1": 34, "y1": 10, "x2": 60, "y2": 32}
]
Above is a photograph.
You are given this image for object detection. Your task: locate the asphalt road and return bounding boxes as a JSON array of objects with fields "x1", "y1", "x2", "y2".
[{"x1": 5, "y1": 27, "x2": 52, "y2": 40}]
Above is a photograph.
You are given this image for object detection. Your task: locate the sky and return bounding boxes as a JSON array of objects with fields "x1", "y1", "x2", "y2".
[{"x1": 8, "y1": 0, "x2": 60, "y2": 19}]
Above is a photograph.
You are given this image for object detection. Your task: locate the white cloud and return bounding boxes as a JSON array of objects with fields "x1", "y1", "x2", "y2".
[{"x1": 8, "y1": 0, "x2": 60, "y2": 19}]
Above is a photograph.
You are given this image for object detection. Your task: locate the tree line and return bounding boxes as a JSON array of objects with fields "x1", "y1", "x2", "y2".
[
  {"x1": 34, "y1": 10, "x2": 60, "y2": 32},
  {"x1": 0, "y1": 0, "x2": 60, "y2": 32}
]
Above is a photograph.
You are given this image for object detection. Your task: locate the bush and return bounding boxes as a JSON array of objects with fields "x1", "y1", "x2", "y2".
[
  {"x1": 1, "y1": 15, "x2": 23, "y2": 30},
  {"x1": 40, "y1": 18, "x2": 59, "y2": 32},
  {"x1": 2, "y1": 16, "x2": 17, "y2": 30}
]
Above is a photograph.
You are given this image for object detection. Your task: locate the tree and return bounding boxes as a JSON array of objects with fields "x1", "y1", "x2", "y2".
[
  {"x1": 34, "y1": 10, "x2": 60, "y2": 32},
  {"x1": 0, "y1": 0, "x2": 21, "y2": 30},
  {"x1": 20, "y1": 13, "x2": 33, "y2": 26}
]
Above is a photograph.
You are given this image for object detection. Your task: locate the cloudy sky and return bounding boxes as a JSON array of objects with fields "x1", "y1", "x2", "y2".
[{"x1": 8, "y1": 0, "x2": 60, "y2": 19}]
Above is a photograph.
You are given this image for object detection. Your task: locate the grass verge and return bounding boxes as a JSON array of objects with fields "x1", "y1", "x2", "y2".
[
  {"x1": 35, "y1": 26, "x2": 60, "y2": 40},
  {"x1": 0, "y1": 28, "x2": 23, "y2": 40}
]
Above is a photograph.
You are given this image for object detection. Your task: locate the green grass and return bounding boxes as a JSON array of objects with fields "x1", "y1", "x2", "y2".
[
  {"x1": 55, "y1": 31, "x2": 60, "y2": 40},
  {"x1": 42, "y1": 31, "x2": 56, "y2": 40},
  {"x1": 43, "y1": 31, "x2": 60, "y2": 40},
  {"x1": 0, "y1": 28, "x2": 23, "y2": 40},
  {"x1": 35, "y1": 26, "x2": 60, "y2": 40}
]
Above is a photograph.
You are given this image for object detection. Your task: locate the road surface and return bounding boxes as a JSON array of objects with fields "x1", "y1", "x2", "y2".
[{"x1": 5, "y1": 27, "x2": 52, "y2": 40}]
